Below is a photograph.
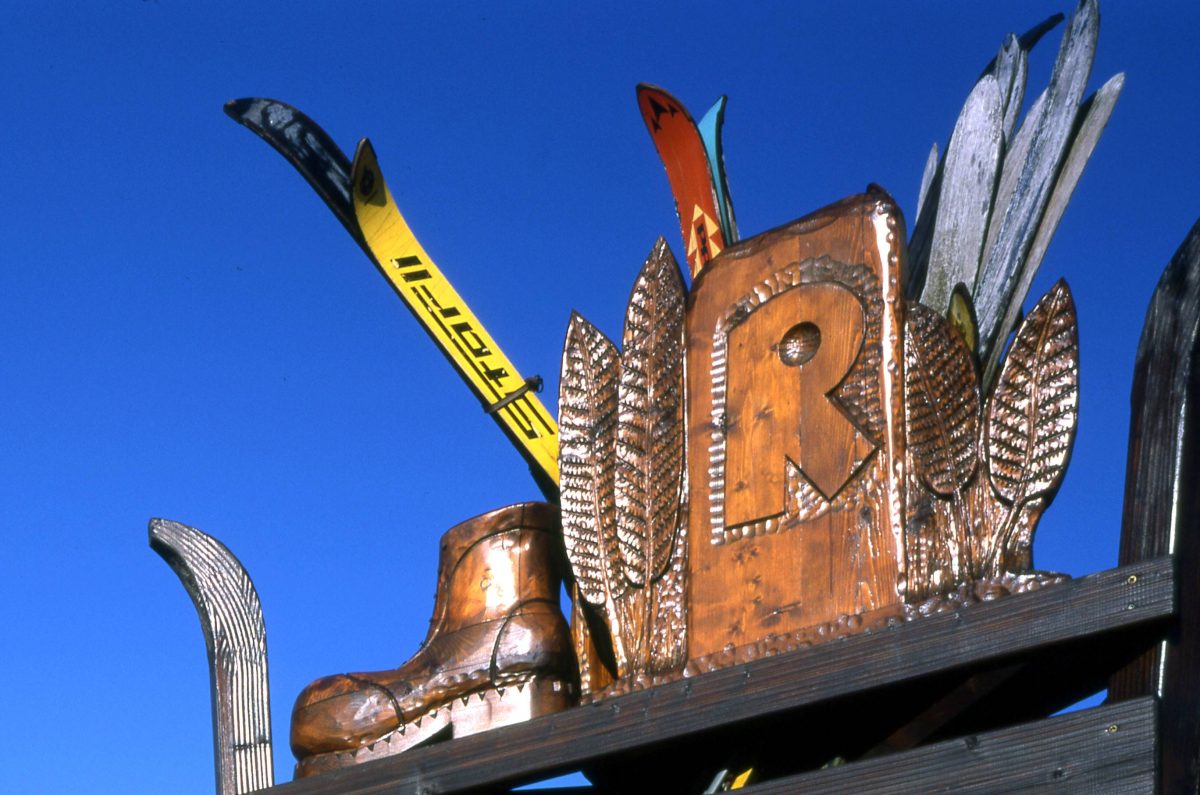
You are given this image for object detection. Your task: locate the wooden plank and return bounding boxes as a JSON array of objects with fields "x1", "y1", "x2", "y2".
[
  {"x1": 982, "y1": 73, "x2": 1125, "y2": 389},
  {"x1": 740, "y1": 697, "x2": 1157, "y2": 794},
  {"x1": 258, "y1": 557, "x2": 1173, "y2": 794},
  {"x1": 1110, "y1": 218, "x2": 1200, "y2": 794},
  {"x1": 920, "y1": 74, "x2": 1004, "y2": 315},
  {"x1": 974, "y1": 0, "x2": 1098, "y2": 367}
]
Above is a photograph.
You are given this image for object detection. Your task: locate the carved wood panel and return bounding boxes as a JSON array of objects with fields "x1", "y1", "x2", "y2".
[{"x1": 686, "y1": 192, "x2": 907, "y2": 660}]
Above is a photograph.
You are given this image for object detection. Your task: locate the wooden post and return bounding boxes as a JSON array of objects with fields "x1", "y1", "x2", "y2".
[{"x1": 1108, "y1": 218, "x2": 1200, "y2": 792}]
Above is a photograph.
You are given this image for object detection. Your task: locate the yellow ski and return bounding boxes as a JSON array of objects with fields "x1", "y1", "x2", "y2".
[{"x1": 351, "y1": 139, "x2": 560, "y2": 493}]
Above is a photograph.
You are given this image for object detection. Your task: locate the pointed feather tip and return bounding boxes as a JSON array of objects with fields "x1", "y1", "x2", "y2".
[
  {"x1": 645, "y1": 236, "x2": 681, "y2": 271},
  {"x1": 564, "y1": 310, "x2": 595, "y2": 346},
  {"x1": 1049, "y1": 277, "x2": 1073, "y2": 303}
]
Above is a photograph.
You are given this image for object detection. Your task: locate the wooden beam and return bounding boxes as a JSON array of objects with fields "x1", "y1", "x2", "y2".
[
  {"x1": 259, "y1": 557, "x2": 1173, "y2": 794},
  {"x1": 741, "y1": 697, "x2": 1157, "y2": 794}
]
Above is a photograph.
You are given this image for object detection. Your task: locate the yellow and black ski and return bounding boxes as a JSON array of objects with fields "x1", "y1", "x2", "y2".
[{"x1": 226, "y1": 98, "x2": 559, "y2": 498}]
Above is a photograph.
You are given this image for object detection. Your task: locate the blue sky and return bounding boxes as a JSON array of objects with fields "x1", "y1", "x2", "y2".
[{"x1": 1, "y1": 2, "x2": 1198, "y2": 791}]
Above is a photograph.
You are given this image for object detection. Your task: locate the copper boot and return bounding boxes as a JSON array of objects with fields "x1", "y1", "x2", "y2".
[{"x1": 290, "y1": 502, "x2": 576, "y2": 777}]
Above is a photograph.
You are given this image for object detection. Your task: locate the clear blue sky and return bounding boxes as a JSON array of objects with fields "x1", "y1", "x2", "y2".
[{"x1": 1, "y1": 2, "x2": 1197, "y2": 791}]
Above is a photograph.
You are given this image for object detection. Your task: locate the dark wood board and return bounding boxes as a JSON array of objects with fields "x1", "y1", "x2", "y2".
[
  {"x1": 258, "y1": 557, "x2": 1173, "y2": 794},
  {"x1": 741, "y1": 697, "x2": 1157, "y2": 794},
  {"x1": 1110, "y1": 218, "x2": 1200, "y2": 794}
]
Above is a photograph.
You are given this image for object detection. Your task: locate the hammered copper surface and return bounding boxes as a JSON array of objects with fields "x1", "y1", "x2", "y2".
[
  {"x1": 980, "y1": 280, "x2": 1079, "y2": 573},
  {"x1": 903, "y1": 302, "x2": 980, "y2": 596},
  {"x1": 288, "y1": 502, "x2": 574, "y2": 774},
  {"x1": 558, "y1": 240, "x2": 688, "y2": 681}
]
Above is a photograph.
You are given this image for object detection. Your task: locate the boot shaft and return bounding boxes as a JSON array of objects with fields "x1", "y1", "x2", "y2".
[{"x1": 428, "y1": 502, "x2": 564, "y2": 639}]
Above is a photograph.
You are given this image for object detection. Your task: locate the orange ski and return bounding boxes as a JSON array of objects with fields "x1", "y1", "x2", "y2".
[{"x1": 637, "y1": 84, "x2": 727, "y2": 278}]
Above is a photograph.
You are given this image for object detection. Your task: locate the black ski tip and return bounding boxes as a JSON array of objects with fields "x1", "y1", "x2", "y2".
[
  {"x1": 1018, "y1": 12, "x2": 1065, "y2": 52},
  {"x1": 223, "y1": 97, "x2": 264, "y2": 123}
]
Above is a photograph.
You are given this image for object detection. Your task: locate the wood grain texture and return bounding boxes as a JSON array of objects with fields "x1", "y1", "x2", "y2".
[
  {"x1": 990, "y1": 34, "x2": 1028, "y2": 145},
  {"x1": 149, "y1": 518, "x2": 274, "y2": 795},
  {"x1": 256, "y1": 557, "x2": 1174, "y2": 795},
  {"x1": 974, "y1": 0, "x2": 1097, "y2": 366},
  {"x1": 685, "y1": 192, "x2": 906, "y2": 660},
  {"x1": 906, "y1": 13, "x2": 1062, "y2": 302},
  {"x1": 741, "y1": 697, "x2": 1157, "y2": 794},
  {"x1": 915, "y1": 142, "x2": 939, "y2": 228},
  {"x1": 920, "y1": 74, "x2": 1004, "y2": 315},
  {"x1": 1110, "y1": 218, "x2": 1200, "y2": 794},
  {"x1": 983, "y1": 72, "x2": 1124, "y2": 389}
]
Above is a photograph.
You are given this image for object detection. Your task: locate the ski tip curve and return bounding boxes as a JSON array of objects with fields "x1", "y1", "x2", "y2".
[{"x1": 350, "y1": 137, "x2": 385, "y2": 207}]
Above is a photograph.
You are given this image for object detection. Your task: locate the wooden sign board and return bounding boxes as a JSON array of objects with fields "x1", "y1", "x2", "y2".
[{"x1": 685, "y1": 191, "x2": 907, "y2": 659}]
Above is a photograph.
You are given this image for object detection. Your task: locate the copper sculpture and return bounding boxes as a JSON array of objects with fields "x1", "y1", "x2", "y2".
[
  {"x1": 288, "y1": 502, "x2": 576, "y2": 777},
  {"x1": 558, "y1": 190, "x2": 1081, "y2": 692},
  {"x1": 154, "y1": 3, "x2": 1130, "y2": 786},
  {"x1": 559, "y1": 238, "x2": 688, "y2": 691}
]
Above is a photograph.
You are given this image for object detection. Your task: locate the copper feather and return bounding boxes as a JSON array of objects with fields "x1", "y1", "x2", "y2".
[
  {"x1": 616, "y1": 238, "x2": 686, "y2": 586},
  {"x1": 559, "y1": 312, "x2": 626, "y2": 605},
  {"x1": 905, "y1": 302, "x2": 981, "y2": 496},
  {"x1": 985, "y1": 279, "x2": 1079, "y2": 506}
]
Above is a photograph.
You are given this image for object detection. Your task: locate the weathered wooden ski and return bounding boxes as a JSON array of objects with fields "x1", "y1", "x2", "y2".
[
  {"x1": 149, "y1": 518, "x2": 274, "y2": 795},
  {"x1": 223, "y1": 98, "x2": 357, "y2": 240}
]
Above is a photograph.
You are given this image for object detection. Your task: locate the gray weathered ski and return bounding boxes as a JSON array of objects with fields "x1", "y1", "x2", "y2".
[
  {"x1": 973, "y1": 0, "x2": 1099, "y2": 364},
  {"x1": 150, "y1": 518, "x2": 274, "y2": 795}
]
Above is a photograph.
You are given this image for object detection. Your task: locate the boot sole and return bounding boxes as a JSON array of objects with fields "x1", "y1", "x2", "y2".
[{"x1": 294, "y1": 674, "x2": 574, "y2": 778}]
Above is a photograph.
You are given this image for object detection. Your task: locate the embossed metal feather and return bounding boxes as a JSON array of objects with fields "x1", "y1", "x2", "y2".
[
  {"x1": 559, "y1": 312, "x2": 626, "y2": 605},
  {"x1": 905, "y1": 303, "x2": 981, "y2": 496},
  {"x1": 986, "y1": 280, "x2": 1079, "y2": 505},
  {"x1": 616, "y1": 238, "x2": 686, "y2": 586}
]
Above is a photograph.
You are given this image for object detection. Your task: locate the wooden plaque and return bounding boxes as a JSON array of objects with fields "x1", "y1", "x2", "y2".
[{"x1": 686, "y1": 191, "x2": 907, "y2": 659}]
